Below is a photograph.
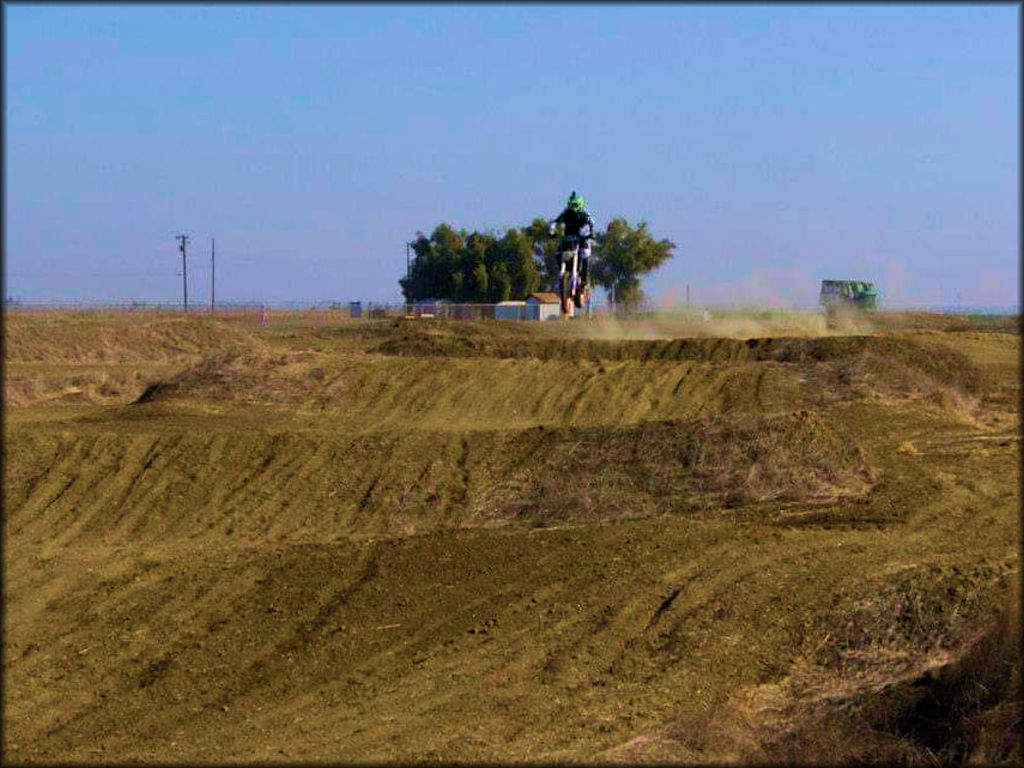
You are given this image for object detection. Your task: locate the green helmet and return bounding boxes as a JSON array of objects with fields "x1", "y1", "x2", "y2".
[{"x1": 567, "y1": 191, "x2": 585, "y2": 211}]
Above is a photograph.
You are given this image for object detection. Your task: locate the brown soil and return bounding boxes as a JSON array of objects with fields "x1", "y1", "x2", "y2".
[{"x1": 4, "y1": 309, "x2": 1019, "y2": 763}]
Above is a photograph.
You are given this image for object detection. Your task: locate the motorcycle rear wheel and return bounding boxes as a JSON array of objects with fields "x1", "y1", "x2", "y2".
[{"x1": 560, "y1": 272, "x2": 574, "y2": 317}]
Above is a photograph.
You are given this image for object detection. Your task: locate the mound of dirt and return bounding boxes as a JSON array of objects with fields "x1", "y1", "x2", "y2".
[
  {"x1": 473, "y1": 412, "x2": 879, "y2": 527},
  {"x1": 4, "y1": 409, "x2": 881, "y2": 551},
  {"x1": 372, "y1": 320, "x2": 991, "y2": 376},
  {"x1": 128, "y1": 328, "x2": 997, "y2": 433},
  {"x1": 4, "y1": 313, "x2": 261, "y2": 364}
]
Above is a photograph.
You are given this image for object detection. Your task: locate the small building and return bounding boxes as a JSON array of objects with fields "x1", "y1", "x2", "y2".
[
  {"x1": 525, "y1": 292, "x2": 561, "y2": 321},
  {"x1": 495, "y1": 300, "x2": 526, "y2": 321}
]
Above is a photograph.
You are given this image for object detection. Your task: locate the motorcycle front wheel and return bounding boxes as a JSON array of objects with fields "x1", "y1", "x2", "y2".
[{"x1": 574, "y1": 282, "x2": 587, "y2": 309}]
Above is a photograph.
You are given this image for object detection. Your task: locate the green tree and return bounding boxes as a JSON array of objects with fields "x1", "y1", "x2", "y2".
[
  {"x1": 432, "y1": 222, "x2": 466, "y2": 257},
  {"x1": 488, "y1": 261, "x2": 512, "y2": 303},
  {"x1": 495, "y1": 228, "x2": 541, "y2": 299},
  {"x1": 524, "y1": 217, "x2": 561, "y2": 291},
  {"x1": 399, "y1": 232, "x2": 435, "y2": 301},
  {"x1": 458, "y1": 232, "x2": 497, "y2": 302},
  {"x1": 401, "y1": 223, "x2": 542, "y2": 302},
  {"x1": 591, "y1": 218, "x2": 675, "y2": 308},
  {"x1": 400, "y1": 216, "x2": 674, "y2": 305},
  {"x1": 469, "y1": 261, "x2": 489, "y2": 301},
  {"x1": 448, "y1": 270, "x2": 464, "y2": 300},
  {"x1": 400, "y1": 224, "x2": 467, "y2": 301}
]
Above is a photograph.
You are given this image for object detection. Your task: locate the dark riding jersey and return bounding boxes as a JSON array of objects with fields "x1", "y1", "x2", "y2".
[{"x1": 553, "y1": 207, "x2": 595, "y2": 240}]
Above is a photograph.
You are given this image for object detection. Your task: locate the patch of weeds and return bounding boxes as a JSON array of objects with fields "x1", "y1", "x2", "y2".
[
  {"x1": 833, "y1": 591, "x2": 1018, "y2": 764},
  {"x1": 815, "y1": 562, "x2": 1013, "y2": 672},
  {"x1": 138, "y1": 655, "x2": 174, "y2": 688},
  {"x1": 525, "y1": 514, "x2": 546, "y2": 529}
]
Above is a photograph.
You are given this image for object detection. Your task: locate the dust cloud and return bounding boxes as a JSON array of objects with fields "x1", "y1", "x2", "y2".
[{"x1": 562, "y1": 307, "x2": 876, "y2": 341}]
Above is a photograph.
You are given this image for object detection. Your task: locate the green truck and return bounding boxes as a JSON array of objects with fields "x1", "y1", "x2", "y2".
[{"x1": 819, "y1": 280, "x2": 878, "y2": 311}]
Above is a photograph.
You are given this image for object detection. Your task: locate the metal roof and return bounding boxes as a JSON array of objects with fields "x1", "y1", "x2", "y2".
[{"x1": 527, "y1": 292, "x2": 561, "y2": 304}]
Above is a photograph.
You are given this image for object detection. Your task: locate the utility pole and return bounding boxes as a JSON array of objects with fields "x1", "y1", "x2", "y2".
[
  {"x1": 405, "y1": 242, "x2": 412, "y2": 309},
  {"x1": 175, "y1": 234, "x2": 189, "y2": 311},
  {"x1": 210, "y1": 237, "x2": 215, "y2": 314}
]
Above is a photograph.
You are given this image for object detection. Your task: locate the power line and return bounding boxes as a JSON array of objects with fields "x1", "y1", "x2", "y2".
[{"x1": 7, "y1": 271, "x2": 170, "y2": 278}]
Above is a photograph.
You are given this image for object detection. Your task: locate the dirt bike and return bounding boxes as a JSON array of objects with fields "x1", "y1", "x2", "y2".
[{"x1": 558, "y1": 234, "x2": 590, "y2": 318}]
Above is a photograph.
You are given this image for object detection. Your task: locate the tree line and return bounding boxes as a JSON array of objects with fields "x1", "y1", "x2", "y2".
[{"x1": 398, "y1": 217, "x2": 675, "y2": 307}]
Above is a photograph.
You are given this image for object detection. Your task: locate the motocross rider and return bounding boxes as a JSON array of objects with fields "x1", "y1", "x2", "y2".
[{"x1": 548, "y1": 191, "x2": 596, "y2": 295}]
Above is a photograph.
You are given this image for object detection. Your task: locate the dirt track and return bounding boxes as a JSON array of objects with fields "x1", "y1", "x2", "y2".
[{"x1": 4, "y1": 310, "x2": 1020, "y2": 762}]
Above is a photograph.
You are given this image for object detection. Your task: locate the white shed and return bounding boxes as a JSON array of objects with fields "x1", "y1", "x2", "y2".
[{"x1": 525, "y1": 292, "x2": 561, "y2": 321}]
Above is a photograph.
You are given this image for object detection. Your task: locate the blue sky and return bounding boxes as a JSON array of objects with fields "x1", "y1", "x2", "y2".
[{"x1": 5, "y1": 4, "x2": 1019, "y2": 308}]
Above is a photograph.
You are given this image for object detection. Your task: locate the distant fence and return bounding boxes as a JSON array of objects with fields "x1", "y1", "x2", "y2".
[{"x1": 2, "y1": 300, "x2": 608, "y2": 326}]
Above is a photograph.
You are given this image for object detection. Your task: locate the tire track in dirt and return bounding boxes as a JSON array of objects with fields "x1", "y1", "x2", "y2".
[
  {"x1": 185, "y1": 433, "x2": 232, "y2": 526},
  {"x1": 256, "y1": 444, "x2": 316, "y2": 536},
  {"x1": 450, "y1": 437, "x2": 471, "y2": 515},
  {"x1": 671, "y1": 364, "x2": 693, "y2": 396},
  {"x1": 84, "y1": 436, "x2": 148, "y2": 537},
  {"x1": 66, "y1": 437, "x2": 165, "y2": 542},
  {"x1": 14, "y1": 434, "x2": 97, "y2": 542},
  {"x1": 123, "y1": 433, "x2": 189, "y2": 540},
  {"x1": 204, "y1": 435, "x2": 284, "y2": 533},
  {"x1": 754, "y1": 368, "x2": 766, "y2": 408}
]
